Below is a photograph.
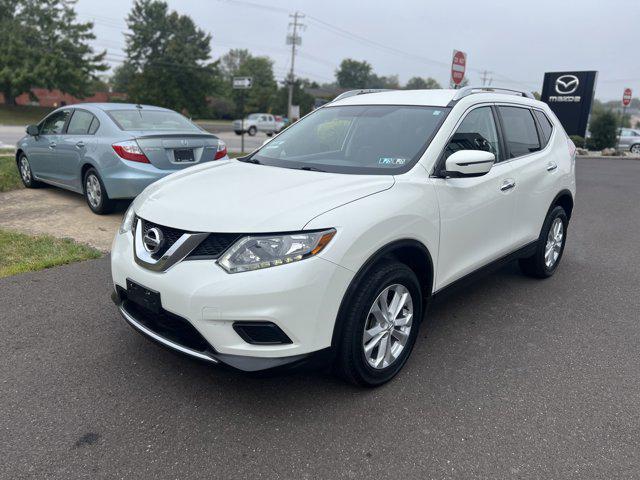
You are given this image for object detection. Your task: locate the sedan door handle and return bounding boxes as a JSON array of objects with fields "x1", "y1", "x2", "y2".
[
  {"x1": 546, "y1": 162, "x2": 558, "y2": 172},
  {"x1": 76, "y1": 141, "x2": 85, "y2": 148},
  {"x1": 500, "y1": 179, "x2": 516, "y2": 192}
]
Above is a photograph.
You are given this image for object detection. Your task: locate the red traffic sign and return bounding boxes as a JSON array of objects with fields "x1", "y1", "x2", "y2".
[
  {"x1": 623, "y1": 88, "x2": 632, "y2": 107},
  {"x1": 451, "y1": 50, "x2": 467, "y2": 86}
]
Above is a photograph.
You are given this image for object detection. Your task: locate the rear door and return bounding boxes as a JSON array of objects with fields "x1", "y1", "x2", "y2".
[
  {"x1": 135, "y1": 133, "x2": 222, "y2": 170},
  {"x1": 29, "y1": 109, "x2": 71, "y2": 181},
  {"x1": 56, "y1": 109, "x2": 98, "y2": 190},
  {"x1": 498, "y1": 105, "x2": 561, "y2": 246}
]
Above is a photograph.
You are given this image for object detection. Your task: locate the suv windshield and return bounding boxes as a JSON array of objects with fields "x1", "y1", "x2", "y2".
[
  {"x1": 108, "y1": 109, "x2": 202, "y2": 132},
  {"x1": 248, "y1": 105, "x2": 448, "y2": 174}
]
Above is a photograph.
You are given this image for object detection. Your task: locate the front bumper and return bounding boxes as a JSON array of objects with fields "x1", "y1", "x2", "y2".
[{"x1": 110, "y1": 230, "x2": 354, "y2": 370}]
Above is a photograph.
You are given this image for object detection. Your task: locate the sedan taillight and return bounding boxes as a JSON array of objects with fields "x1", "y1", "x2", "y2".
[
  {"x1": 214, "y1": 140, "x2": 227, "y2": 160},
  {"x1": 112, "y1": 140, "x2": 150, "y2": 163}
]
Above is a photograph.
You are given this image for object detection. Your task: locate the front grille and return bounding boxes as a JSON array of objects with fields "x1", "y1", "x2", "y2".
[
  {"x1": 137, "y1": 216, "x2": 240, "y2": 260},
  {"x1": 189, "y1": 233, "x2": 241, "y2": 258}
]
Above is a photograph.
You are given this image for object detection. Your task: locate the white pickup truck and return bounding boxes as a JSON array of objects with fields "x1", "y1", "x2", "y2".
[{"x1": 233, "y1": 113, "x2": 277, "y2": 136}]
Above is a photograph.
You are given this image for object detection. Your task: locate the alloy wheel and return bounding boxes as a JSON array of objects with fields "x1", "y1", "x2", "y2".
[
  {"x1": 544, "y1": 217, "x2": 564, "y2": 268},
  {"x1": 631, "y1": 144, "x2": 640, "y2": 154},
  {"x1": 362, "y1": 284, "x2": 413, "y2": 369},
  {"x1": 86, "y1": 174, "x2": 102, "y2": 208},
  {"x1": 20, "y1": 157, "x2": 31, "y2": 183}
]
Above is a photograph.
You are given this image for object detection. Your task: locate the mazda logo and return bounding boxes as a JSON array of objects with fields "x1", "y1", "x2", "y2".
[
  {"x1": 143, "y1": 227, "x2": 164, "y2": 254},
  {"x1": 555, "y1": 75, "x2": 579, "y2": 95}
]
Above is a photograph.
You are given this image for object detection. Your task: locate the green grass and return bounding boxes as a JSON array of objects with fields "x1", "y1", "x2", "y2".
[
  {"x1": 0, "y1": 229, "x2": 102, "y2": 278},
  {"x1": 0, "y1": 155, "x2": 22, "y2": 192},
  {"x1": 0, "y1": 105, "x2": 53, "y2": 126}
]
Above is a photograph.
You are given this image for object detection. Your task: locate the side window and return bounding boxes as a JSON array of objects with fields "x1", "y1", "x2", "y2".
[
  {"x1": 88, "y1": 117, "x2": 100, "y2": 135},
  {"x1": 66, "y1": 110, "x2": 95, "y2": 135},
  {"x1": 533, "y1": 110, "x2": 553, "y2": 146},
  {"x1": 40, "y1": 110, "x2": 71, "y2": 135},
  {"x1": 498, "y1": 106, "x2": 541, "y2": 158},
  {"x1": 444, "y1": 106, "x2": 501, "y2": 160}
]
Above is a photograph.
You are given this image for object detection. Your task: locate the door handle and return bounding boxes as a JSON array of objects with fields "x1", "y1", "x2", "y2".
[
  {"x1": 500, "y1": 179, "x2": 516, "y2": 192},
  {"x1": 546, "y1": 162, "x2": 558, "y2": 172},
  {"x1": 48, "y1": 142, "x2": 56, "y2": 149},
  {"x1": 76, "y1": 141, "x2": 85, "y2": 148}
]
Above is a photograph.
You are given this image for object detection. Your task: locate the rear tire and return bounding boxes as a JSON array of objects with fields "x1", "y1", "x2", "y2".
[
  {"x1": 83, "y1": 168, "x2": 115, "y2": 215},
  {"x1": 247, "y1": 126, "x2": 257, "y2": 136},
  {"x1": 266, "y1": 132, "x2": 273, "y2": 137},
  {"x1": 630, "y1": 144, "x2": 640, "y2": 154},
  {"x1": 17, "y1": 154, "x2": 43, "y2": 188},
  {"x1": 335, "y1": 261, "x2": 422, "y2": 387},
  {"x1": 519, "y1": 205, "x2": 568, "y2": 278}
]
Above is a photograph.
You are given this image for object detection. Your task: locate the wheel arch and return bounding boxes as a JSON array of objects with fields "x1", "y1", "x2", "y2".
[
  {"x1": 80, "y1": 162, "x2": 100, "y2": 193},
  {"x1": 15, "y1": 148, "x2": 24, "y2": 165},
  {"x1": 550, "y1": 189, "x2": 574, "y2": 220},
  {"x1": 330, "y1": 238, "x2": 434, "y2": 348}
]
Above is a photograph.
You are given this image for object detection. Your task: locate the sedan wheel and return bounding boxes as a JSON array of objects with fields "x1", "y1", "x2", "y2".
[
  {"x1": 631, "y1": 144, "x2": 640, "y2": 154},
  {"x1": 362, "y1": 284, "x2": 413, "y2": 369},
  {"x1": 19, "y1": 157, "x2": 32, "y2": 184},
  {"x1": 86, "y1": 173, "x2": 102, "y2": 209}
]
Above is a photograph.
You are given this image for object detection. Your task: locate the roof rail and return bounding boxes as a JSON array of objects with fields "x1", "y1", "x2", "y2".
[
  {"x1": 332, "y1": 89, "x2": 392, "y2": 102},
  {"x1": 451, "y1": 86, "x2": 535, "y2": 102}
]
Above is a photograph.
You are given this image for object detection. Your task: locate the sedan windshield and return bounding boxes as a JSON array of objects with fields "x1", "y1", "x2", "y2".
[
  {"x1": 249, "y1": 105, "x2": 449, "y2": 174},
  {"x1": 108, "y1": 109, "x2": 202, "y2": 132}
]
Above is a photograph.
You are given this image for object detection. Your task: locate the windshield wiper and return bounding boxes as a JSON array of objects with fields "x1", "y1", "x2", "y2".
[
  {"x1": 299, "y1": 166, "x2": 326, "y2": 172},
  {"x1": 239, "y1": 157, "x2": 261, "y2": 164}
]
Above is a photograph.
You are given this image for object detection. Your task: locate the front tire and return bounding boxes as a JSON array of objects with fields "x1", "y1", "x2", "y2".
[
  {"x1": 247, "y1": 126, "x2": 257, "y2": 136},
  {"x1": 17, "y1": 154, "x2": 43, "y2": 188},
  {"x1": 335, "y1": 261, "x2": 422, "y2": 387},
  {"x1": 83, "y1": 168, "x2": 115, "y2": 215},
  {"x1": 519, "y1": 205, "x2": 568, "y2": 278}
]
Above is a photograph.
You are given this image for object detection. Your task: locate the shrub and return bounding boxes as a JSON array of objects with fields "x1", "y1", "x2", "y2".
[
  {"x1": 587, "y1": 111, "x2": 617, "y2": 150},
  {"x1": 569, "y1": 135, "x2": 585, "y2": 148}
]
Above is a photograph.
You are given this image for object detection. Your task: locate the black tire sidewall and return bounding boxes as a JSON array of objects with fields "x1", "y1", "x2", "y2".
[{"x1": 338, "y1": 261, "x2": 423, "y2": 386}]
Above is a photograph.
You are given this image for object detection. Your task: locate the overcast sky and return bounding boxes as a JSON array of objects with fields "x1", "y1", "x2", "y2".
[{"x1": 75, "y1": 0, "x2": 638, "y2": 101}]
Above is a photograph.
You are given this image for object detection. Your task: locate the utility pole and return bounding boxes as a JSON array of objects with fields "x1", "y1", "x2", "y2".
[
  {"x1": 287, "y1": 11, "x2": 304, "y2": 120},
  {"x1": 480, "y1": 70, "x2": 493, "y2": 87}
]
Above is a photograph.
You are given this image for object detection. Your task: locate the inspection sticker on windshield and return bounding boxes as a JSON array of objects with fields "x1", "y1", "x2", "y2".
[
  {"x1": 378, "y1": 157, "x2": 406, "y2": 166},
  {"x1": 433, "y1": 110, "x2": 442, "y2": 115}
]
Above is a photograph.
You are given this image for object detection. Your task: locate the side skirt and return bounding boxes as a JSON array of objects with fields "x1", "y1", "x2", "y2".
[{"x1": 430, "y1": 240, "x2": 538, "y2": 305}]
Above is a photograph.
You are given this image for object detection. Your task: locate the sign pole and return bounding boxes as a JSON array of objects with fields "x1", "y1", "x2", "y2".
[
  {"x1": 240, "y1": 91, "x2": 245, "y2": 155},
  {"x1": 233, "y1": 76, "x2": 253, "y2": 155},
  {"x1": 618, "y1": 88, "x2": 633, "y2": 152}
]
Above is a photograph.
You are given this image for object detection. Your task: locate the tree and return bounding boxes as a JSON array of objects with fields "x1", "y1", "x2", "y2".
[
  {"x1": 272, "y1": 78, "x2": 315, "y2": 116},
  {"x1": 336, "y1": 59, "x2": 372, "y2": 88},
  {"x1": 123, "y1": 0, "x2": 216, "y2": 115},
  {"x1": 0, "y1": 0, "x2": 106, "y2": 105},
  {"x1": 368, "y1": 74, "x2": 400, "y2": 89},
  {"x1": 111, "y1": 63, "x2": 137, "y2": 93},
  {"x1": 220, "y1": 49, "x2": 277, "y2": 115},
  {"x1": 405, "y1": 77, "x2": 441, "y2": 89},
  {"x1": 587, "y1": 111, "x2": 617, "y2": 150}
]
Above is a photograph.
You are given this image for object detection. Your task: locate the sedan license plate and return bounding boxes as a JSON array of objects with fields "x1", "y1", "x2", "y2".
[
  {"x1": 174, "y1": 148, "x2": 194, "y2": 162},
  {"x1": 126, "y1": 279, "x2": 161, "y2": 314}
]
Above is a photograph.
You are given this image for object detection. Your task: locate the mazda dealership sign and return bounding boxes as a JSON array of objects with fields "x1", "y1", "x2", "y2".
[{"x1": 541, "y1": 71, "x2": 598, "y2": 137}]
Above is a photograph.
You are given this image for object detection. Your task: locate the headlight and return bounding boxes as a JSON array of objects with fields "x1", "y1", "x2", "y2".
[
  {"x1": 119, "y1": 203, "x2": 136, "y2": 234},
  {"x1": 218, "y1": 229, "x2": 336, "y2": 273}
]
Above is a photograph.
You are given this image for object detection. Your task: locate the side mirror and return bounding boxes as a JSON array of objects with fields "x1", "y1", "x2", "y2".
[
  {"x1": 444, "y1": 150, "x2": 495, "y2": 177},
  {"x1": 26, "y1": 124, "x2": 39, "y2": 136}
]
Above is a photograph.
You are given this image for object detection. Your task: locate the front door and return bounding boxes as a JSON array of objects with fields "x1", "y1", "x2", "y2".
[
  {"x1": 28, "y1": 109, "x2": 71, "y2": 181},
  {"x1": 432, "y1": 105, "x2": 517, "y2": 290}
]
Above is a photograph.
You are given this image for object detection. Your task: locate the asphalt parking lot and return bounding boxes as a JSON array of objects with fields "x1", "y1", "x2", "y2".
[{"x1": 1, "y1": 157, "x2": 640, "y2": 479}]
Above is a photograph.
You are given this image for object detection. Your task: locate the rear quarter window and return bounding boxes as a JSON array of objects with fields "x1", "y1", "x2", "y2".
[{"x1": 533, "y1": 109, "x2": 553, "y2": 146}]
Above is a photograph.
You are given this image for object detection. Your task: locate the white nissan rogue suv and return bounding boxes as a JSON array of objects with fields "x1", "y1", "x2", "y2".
[{"x1": 111, "y1": 87, "x2": 576, "y2": 386}]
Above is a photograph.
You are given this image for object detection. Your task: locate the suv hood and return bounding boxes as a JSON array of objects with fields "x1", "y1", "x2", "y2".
[{"x1": 135, "y1": 160, "x2": 395, "y2": 232}]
